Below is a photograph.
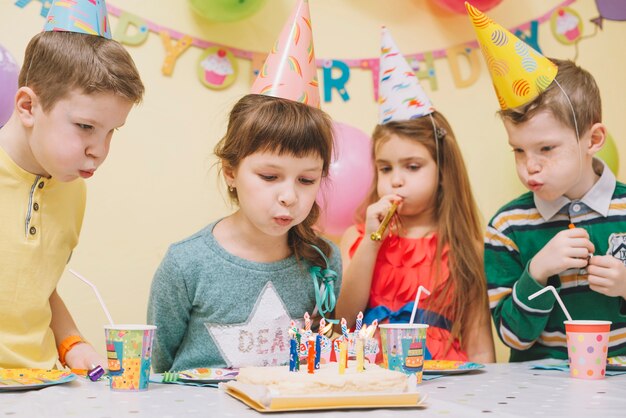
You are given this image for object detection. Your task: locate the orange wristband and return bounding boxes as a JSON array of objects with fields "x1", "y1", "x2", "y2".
[{"x1": 58, "y1": 335, "x2": 85, "y2": 367}]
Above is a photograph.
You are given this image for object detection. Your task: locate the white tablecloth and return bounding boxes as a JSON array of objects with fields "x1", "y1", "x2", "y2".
[{"x1": 2, "y1": 362, "x2": 625, "y2": 417}]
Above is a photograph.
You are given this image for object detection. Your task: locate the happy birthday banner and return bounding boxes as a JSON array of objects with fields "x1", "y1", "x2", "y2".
[{"x1": 16, "y1": 0, "x2": 604, "y2": 103}]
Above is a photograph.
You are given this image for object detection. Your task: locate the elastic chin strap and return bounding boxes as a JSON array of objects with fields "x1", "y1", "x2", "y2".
[
  {"x1": 553, "y1": 78, "x2": 583, "y2": 184},
  {"x1": 308, "y1": 244, "x2": 339, "y2": 324}
]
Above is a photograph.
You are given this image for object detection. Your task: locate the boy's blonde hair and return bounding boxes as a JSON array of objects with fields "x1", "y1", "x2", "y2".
[
  {"x1": 214, "y1": 94, "x2": 334, "y2": 267},
  {"x1": 19, "y1": 31, "x2": 144, "y2": 111},
  {"x1": 357, "y1": 112, "x2": 489, "y2": 349},
  {"x1": 499, "y1": 59, "x2": 601, "y2": 135}
]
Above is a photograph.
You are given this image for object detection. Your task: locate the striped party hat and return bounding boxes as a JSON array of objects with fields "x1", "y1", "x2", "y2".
[
  {"x1": 379, "y1": 26, "x2": 434, "y2": 124},
  {"x1": 465, "y1": 2, "x2": 557, "y2": 110},
  {"x1": 250, "y1": 0, "x2": 320, "y2": 108},
  {"x1": 43, "y1": 0, "x2": 111, "y2": 39}
]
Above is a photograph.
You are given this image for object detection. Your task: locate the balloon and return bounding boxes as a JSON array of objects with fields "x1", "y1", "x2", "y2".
[
  {"x1": 188, "y1": 0, "x2": 266, "y2": 22},
  {"x1": 317, "y1": 122, "x2": 374, "y2": 237},
  {"x1": 431, "y1": 0, "x2": 502, "y2": 14},
  {"x1": 597, "y1": 131, "x2": 619, "y2": 176},
  {"x1": 0, "y1": 44, "x2": 19, "y2": 128}
]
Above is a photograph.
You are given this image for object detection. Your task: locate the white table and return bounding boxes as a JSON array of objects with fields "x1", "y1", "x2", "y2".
[{"x1": 2, "y1": 362, "x2": 625, "y2": 417}]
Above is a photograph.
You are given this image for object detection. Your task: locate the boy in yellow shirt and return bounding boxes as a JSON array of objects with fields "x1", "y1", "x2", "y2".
[{"x1": 0, "y1": 0, "x2": 144, "y2": 369}]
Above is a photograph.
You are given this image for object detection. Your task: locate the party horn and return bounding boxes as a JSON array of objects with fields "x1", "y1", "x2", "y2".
[{"x1": 370, "y1": 201, "x2": 399, "y2": 241}]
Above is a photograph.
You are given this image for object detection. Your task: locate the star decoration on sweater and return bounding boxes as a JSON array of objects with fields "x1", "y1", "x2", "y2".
[{"x1": 205, "y1": 281, "x2": 296, "y2": 368}]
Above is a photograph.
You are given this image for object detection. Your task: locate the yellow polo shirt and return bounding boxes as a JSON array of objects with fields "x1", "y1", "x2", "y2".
[{"x1": 0, "y1": 146, "x2": 85, "y2": 368}]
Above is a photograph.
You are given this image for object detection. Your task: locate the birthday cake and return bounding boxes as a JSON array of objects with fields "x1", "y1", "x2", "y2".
[{"x1": 235, "y1": 363, "x2": 409, "y2": 396}]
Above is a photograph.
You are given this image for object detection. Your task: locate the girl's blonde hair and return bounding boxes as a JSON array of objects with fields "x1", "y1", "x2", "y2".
[
  {"x1": 357, "y1": 112, "x2": 489, "y2": 347},
  {"x1": 214, "y1": 94, "x2": 334, "y2": 267}
]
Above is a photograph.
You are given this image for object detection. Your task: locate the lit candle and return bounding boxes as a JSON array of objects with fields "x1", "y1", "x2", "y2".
[
  {"x1": 366, "y1": 319, "x2": 379, "y2": 338},
  {"x1": 295, "y1": 330, "x2": 301, "y2": 371},
  {"x1": 289, "y1": 332, "x2": 298, "y2": 372},
  {"x1": 318, "y1": 318, "x2": 326, "y2": 335},
  {"x1": 355, "y1": 311, "x2": 363, "y2": 333},
  {"x1": 356, "y1": 336, "x2": 364, "y2": 372},
  {"x1": 304, "y1": 311, "x2": 311, "y2": 331},
  {"x1": 308, "y1": 337, "x2": 316, "y2": 374},
  {"x1": 338, "y1": 340, "x2": 347, "y2": 375}
]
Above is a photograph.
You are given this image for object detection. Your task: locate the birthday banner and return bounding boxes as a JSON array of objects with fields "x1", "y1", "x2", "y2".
[{"x1": 15, "y1": 0, "x2": 618, "y2": 103}]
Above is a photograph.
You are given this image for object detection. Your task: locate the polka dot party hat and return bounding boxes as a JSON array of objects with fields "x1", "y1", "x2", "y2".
[
  {"x1": 250, "y1": 0, "x2": 320, "y2": 108},
  {"x1": 378, "y1": 26, "x2": 435, "y2": 124},
  {"x1": 43, "y1": 0, "x2": 111, "y2": 39},
  {"x1": 465, "y1": 2, "x2": 557, "y2": 110}
]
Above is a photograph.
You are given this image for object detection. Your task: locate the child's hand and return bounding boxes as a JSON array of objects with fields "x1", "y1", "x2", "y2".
[
  {"x1": 587, "y1": 255, "x2": 626, "y2": 299},
  {"x1": 364, "y1": 195, "x2": 402, "y2": 239},
  {"x1": 529, "y1": 228, "x2": 595, "y2": 284},
  {"x1": 64, "y1": 342, "x2": 106, "y2": 370}
]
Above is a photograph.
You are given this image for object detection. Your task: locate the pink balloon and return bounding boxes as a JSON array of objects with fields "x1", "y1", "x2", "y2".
[
  {"x1": 431, "y1": 0, "x2": 503, "y2": 14},
  {"x1": 0, "y1": 44, "x2": 19, "y2": 127},
  {"x1": 317, "y1": 122, "x2": 374, "y2": 236}
]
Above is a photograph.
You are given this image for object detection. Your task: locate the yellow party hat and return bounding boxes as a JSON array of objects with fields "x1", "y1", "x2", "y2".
[{"x1": 465, "y1": 2, "x2": 557, "y2": 110}]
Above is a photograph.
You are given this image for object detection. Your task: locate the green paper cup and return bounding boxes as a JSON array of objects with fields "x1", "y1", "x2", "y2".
[
  {"x1": 565, "y1": 320, "x2": 611, "y2": 380},
  {"x1": 104, "y1": 325, "x2": 156, "y2": 391},
  {"x1": 379, "y1": 323, "x2": 428, "y2": 383}
]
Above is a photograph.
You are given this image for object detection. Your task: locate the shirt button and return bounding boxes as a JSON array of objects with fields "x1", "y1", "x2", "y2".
[
  {"x1": 38, "y1": 181, "x2": 45, "y2": 189},
  {"x1": 29, "y1": 226, "x2": 37, "y2": 235},
  {"x1": 572, "y1": 204, "x2": 581, "y2": 212},
  {"x1": 33, "y1": 202, "x2": 39, "y2": 211}
]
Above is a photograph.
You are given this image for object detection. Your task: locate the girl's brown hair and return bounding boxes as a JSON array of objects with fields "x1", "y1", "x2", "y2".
[
  {"x1": 356, "y1": 112, "x2": 489, "y2": 348},
  {"x1": 214, "y1": 94, "x2": 334, "y2": 267}
]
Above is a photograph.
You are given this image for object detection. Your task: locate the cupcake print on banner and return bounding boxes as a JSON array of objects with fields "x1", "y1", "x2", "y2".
[
  {"x1": 551, "y1": 7, "x2": 583, "y2": 45},
  {"x1": 198, "y1": 46, "x2": 238, "y2": 90}
]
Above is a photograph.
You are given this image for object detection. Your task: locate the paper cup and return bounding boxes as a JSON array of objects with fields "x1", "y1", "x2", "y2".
[
  {"x1": 104, "y1": 325, "x2": 157, "y2": 391},
  {"x1": 565, "y1": 320, "x2": 611, "y2": 380},
  {"x1": 379, "y1": 323, "x2": 428, "y2": 383}
]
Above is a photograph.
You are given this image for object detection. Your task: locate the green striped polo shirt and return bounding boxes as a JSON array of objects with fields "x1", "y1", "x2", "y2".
[{"x1": 485, "y1": 159, "x2": 626, "y2": 362}]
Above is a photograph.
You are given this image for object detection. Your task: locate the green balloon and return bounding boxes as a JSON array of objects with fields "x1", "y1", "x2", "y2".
[
  {"x1": 597, "y1": 132, "x2": 620, "y2": 175},
  {"x1": 188, "y1": 0, "x2": 266, "y2": 22}
]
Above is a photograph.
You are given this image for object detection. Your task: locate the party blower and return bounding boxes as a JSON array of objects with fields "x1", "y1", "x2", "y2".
[
  {"x1": 70, "y1": 269, "x2": 157, "y2": 391},
  {"x1": 529, "y1": 286, "x2": 612, "y2": 380},
  {"x1": 371, "y1": 200, "x2": 400, "y2": 241}
]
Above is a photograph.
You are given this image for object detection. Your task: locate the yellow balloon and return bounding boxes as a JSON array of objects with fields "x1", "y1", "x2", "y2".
[{"x1": 597, "y1": 132, "x2": 619, "y2": 175}]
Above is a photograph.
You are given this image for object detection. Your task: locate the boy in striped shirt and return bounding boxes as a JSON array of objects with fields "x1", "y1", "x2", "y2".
[{"x1": 466, "y1": 4, "x2": 626, "y2": 362}]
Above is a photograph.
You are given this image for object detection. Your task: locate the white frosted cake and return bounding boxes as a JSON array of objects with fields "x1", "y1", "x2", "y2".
[{"x1": 235, "y1": 363, "x2": 409, "y2": 396}]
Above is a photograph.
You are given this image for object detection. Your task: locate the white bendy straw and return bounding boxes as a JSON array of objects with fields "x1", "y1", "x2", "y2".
[
  {"x1": 409, "y1": 285, "x2": 431, "y2": 324},
  {"x1": 69, "y1": 269, "x2": 115, "y2": 326},
  {"x1": 528, "y1": 285, "x2": 572, "y2": 321}
]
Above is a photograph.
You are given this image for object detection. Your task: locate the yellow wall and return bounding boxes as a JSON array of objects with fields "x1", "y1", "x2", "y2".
[{"x1": 1, "y1": 0, "x2": 624, "y2": 363}]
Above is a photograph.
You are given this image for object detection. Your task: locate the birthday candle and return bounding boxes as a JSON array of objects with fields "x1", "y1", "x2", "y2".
[
  {"x1": 304, "y1": 312, "x2": 311, "y2": 331},
  {"x1": 366, "y1": 319, "x2": 379, "y2": 338},
  {"x1": 289, "y1": 334, "x2": 298, "y2": 372},
  {"x1": 355, "y1": 311, "x2": 363, "y2": 333},
  {"x1": 315, "y1": 334, "x2": 321, "y2": 369},
  {"x1": 341, "y1": 317, "x2": 348, "y2": 339},
  {"x1": 295, "y1": 331, "x2": 301, "y2": 370},
  {"x1": 338, "y1": 340, "x2": 347, "y2": 375},
  {"x1": 356, "y1": 337, "x2": 364, "y2": 372},
  {"x1": 318, "y1": 318, "x2": 326, "y2": 335},
  {"x1": 307, "y1": 337, "x2": 316, "y2": 374}
]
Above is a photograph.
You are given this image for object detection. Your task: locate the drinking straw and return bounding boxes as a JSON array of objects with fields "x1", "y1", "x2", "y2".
[
  {"x1": 409, "y1": 285, "x2": 431, "y2": 324},
  {"x1": 69, "y1": 269, "x2": 115, "y2": 325},
  {"x1": 528, "y1": 285, "x2": 572, "y2": 321}
]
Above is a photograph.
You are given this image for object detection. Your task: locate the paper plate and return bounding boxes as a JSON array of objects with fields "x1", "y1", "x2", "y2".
[
  {"x1": 177, "y1": 367, "x2": 239, "y2": 383},
  {"x1": 606, "y1": 356, "x2": 626, "y2": 372},
  {"x1": 0, "y1": 369, "x2": 77, "y2": 391},
  {"x1": 223, "y1": 381, "x2": 425, "y2": 412},
  {"x1": 423, "y1": 360, "x2": 485, "y2": 375}
]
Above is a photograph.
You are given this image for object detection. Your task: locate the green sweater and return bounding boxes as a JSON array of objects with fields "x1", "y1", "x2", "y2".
[
  {"x1": 485, "y1": 168, "x2": 626, "y2": 362},
  {"x1": 147, "y1": 221, "x2": 341, "y2": 372}
]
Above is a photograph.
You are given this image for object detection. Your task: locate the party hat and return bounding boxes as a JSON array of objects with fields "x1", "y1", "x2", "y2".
[
  {"x1": 44, "y1": 0, "x2": 112, "y2": 39},
  {"x1": 250, "y1": 0, "x2": 320, "y2": 108},
  {"x1": 465, "y1": 2, "x2": 557, "y2": 110},
  {"x1": 379, "y1": 27, "x2": 434, "y2": 124}
]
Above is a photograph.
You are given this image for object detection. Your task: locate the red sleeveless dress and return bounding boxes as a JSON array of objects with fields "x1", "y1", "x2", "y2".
[{"x1": 349, "y1": 225, "x2": 467, "y2": 361}]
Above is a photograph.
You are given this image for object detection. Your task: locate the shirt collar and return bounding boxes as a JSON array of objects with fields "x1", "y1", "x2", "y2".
[{"x1": 534, "y1": 158, "x2": 615, "y2": 220}]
